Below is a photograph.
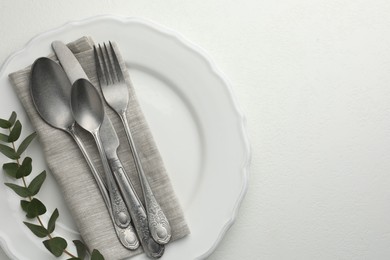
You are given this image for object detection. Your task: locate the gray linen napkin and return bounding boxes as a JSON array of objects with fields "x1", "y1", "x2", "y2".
[{"x1": 8, "y1": 37, "x2": 190, "y2": 259}]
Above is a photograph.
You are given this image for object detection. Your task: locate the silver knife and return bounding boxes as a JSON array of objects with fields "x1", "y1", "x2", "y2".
[{"x1": 52, "y1": 41, "x2": 139, "y2": 250}]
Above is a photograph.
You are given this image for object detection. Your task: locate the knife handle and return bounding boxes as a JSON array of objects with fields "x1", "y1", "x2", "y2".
[
  {"x1": 106, "y1": 174, "x2": 132, "y2": 229},
  {"x1": 110, "y1": 209, "x2": 139, "y2": 250},
  {"x1": 109, "y1": 158, "x2": 164, "y2": 258},
  {"x1": 68, "y1": 125, "x2": 138, "y2": 250},
  {"x1": 93, "y1": 132, "x2": 132, "y2": 231}
]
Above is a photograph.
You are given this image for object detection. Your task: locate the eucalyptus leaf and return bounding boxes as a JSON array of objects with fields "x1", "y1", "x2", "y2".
[
  {"x1": 47, "y1": 208, "x2": 59, "y2": 234},
  {"x1": 0, "y1": 133, "x2": 9, "y2": 142},
  {"x1": 0, "y1": 118, "x2": 11, "y2": 129},
  {"x1": 25, "y1": 198, "x2": 47, "y2": 218},
  {"x1": 2, "y1": 162, "x2": 19, "y2": 178},
  {"x1": 20, "y1": 200, "x2": 30, "y2": 212},
  {"x1": 8, "y1": 120, "x2": 22, "y2": 142},
  {"x1": 0, "y1": 143, "x2": 19, "y2": 159},
  {"x1": 23, "y1": 221, "x2": 49, "y2": 238},
  {"x1": 4, "y1": 183, "x2": 31, "y2": 197},
  {"x1": 1, "y1": 116, "x2": 106, "y2": 260},
  {"x1": 91, "y1": 249, "x2": 104, "y2": 260},
  {"x1": 43, "y1": 237, "x2": 68, "y2": 257},
  {"x1": 73, "y1": 240, "x2": 87, "y2": 259},
  {"x1": 16, "y1": 157, "x2": 32, "y2": 178},
  {"x1": 28, "y1": 170, "x2": 46, "y2": 196},
  {"x1": 17, "y1": 132, "x2": 37, "y2": 156},
  {"x1": 8, "y1": 112, "x2": 17, "y2": 126}
]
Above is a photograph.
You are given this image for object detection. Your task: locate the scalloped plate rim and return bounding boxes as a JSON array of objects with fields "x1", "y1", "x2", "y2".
[{"x1": 0, "y1": 14, "x2": 251, "y2": 260}]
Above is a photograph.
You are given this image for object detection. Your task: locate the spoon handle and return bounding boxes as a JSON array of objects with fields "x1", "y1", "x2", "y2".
[
  {"x1": 109, "y1": 157, "x2": 165, "y2": 258},
  {"x1": 68, "y1": 126, "x2": 139, "y2": 250},
  {"x1": 120, "y1": 112, "x2": 172, "y2": 245}
]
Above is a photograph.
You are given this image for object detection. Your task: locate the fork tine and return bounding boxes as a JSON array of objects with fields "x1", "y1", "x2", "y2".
[
  {"x1": 99, "y1": 43, "x2": 114, "y2": 85},
  {"x1": 94, "y1": 45, "x2": 107, "y2": 87},
  {"x1": 103, "y1": 43, "x2": 117, "y2": 84},
  {"x1": 109, "y1": 41, "x2": 125, "y2": 82},
  {"x1": 97, "y1": 44, "x2": 113, "y2": 86},
  {"x1": 95, "y1": 42, "x2": 125, "y2": 87}
]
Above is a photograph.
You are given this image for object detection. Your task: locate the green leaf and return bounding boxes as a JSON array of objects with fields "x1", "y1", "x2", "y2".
[
  {"x1": 2, "y1": 162, "x2": 19, "y2": 178},
  {"x1": 0, "y1": 133, "x2": 9, "y2": 142},
  {"x1": 23, "y1": 221, "x2": 49, "y2": 238},
  {"x1": 67, "y1": 258, "x2": 82, "y2": 260},
  {"x1": 4, "y1": 183, "x2": 31, "y2": 197},
  {"x1": 0, "y1": 143, "x2": 19, "y2": 159},
  {"x1": 28, "y1": 170, "x2": 46, "y2": 196},
  {"x1": 20, "y1": 200, "x2": 30, "y2": 212},
  {"x1": 16, "y1": 157, "x2": 32, "y2": 178},
  {"x1": 73, "y1": 240, "x2": 87, "y2": 259},
  {"x1": 91, "y1": 249, "x2": 104, "y2": 260},
  {"x1": 43, "y1": 237, "x2": 67, "y2": 257},
  {"x1": 8, "y1": 112, "x2": 17, "y2": 126},
  {"x1": 17, "y1": 132, "x2": 37, "y2": 156},
  {"x1": 0, "y1": 118, "x2": 11, "y2": 129},
  {"x1": 8, "y1": 120, "x2": 22, "y2": 142},
  {"x1": 25, "y1": 198, "x2": 46, "y2": 218},
  {"x1": 47, "y1": 208, "x2": 59, "y2": 234}
]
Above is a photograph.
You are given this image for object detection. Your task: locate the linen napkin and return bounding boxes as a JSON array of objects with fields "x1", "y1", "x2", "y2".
[{"x1": 8, "y1": 37, "x2": 190, "y2": 259}]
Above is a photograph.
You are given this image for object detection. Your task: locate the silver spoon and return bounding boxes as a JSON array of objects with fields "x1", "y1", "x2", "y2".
[
  {"x1": 30, "y1": 58, "x2": 138, "y2": 249},
  {"x1": 70, "y1": 79, "x2": 164, "y2": 259}
]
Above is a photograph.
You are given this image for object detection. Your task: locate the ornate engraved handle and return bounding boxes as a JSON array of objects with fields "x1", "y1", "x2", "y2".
[
  {"x1": 94, "y1": 132, "x2": 131, "y2": 229},
  {"x1": 110, "y1": 209, "x2": 139, "y2": 250},
  {"x1": 69, "y1": 126, "x2": 138, "y2": 250},
  {"x1": 107, "y1": 175, "x2": 132, "y2": 228},
  {"x1": 138, "y1": 169, "x2": 171, "y2": 245},
  {"x1": 110, "y1": 158, "x2": 165, "y2": 258},
  {"x1": 120, "y1": 112, "x2": 171, "y2": 245}
]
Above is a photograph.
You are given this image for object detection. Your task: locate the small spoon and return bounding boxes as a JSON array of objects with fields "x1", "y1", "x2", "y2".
[
  {"x1": 30, "y1": 58, "x2": 138, "y2": 250},
  {"x1": 70, "y1": 79, "x2": 164, "y2": 259}
]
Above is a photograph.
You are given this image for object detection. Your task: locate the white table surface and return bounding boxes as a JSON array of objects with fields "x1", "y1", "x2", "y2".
[{"x1": 2, "y1": 0, "x2": 390, "y2": 259}]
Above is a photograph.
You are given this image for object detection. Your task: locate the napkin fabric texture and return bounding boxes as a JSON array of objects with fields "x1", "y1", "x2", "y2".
[{"x1": 8, "y1": 37, "x2": 189, "y2": 259}]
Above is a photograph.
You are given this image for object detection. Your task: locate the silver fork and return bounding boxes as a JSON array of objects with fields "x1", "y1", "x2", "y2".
[{"x1": 94, "y1": 42, "x2": 171, "y2": 245}]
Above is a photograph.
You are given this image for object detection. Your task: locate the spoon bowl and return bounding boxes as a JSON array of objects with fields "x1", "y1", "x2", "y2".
[
  {"x1": 31, "y1": 57, "x2": 74, "y2": 130},
  {"x1": 70, "y1": 78, "x2": 104, "y2": 133}
]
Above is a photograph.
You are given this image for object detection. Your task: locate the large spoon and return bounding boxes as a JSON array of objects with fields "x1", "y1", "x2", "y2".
[
  {"x1": 30, "y1": 58, "x2": 138, "y2": 249},
  {"x1": 70, "y1": 79, "x2": 164, "y2": 259}
]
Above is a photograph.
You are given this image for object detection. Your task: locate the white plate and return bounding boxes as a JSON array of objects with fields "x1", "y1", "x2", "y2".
[{"x1": 0, "y1": 15, "x2": 250, "y2": 260}]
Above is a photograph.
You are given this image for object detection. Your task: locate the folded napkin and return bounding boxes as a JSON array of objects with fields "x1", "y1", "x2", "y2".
[{"x1": 8, "y1": 37, "x2": 190, "y2": 259}]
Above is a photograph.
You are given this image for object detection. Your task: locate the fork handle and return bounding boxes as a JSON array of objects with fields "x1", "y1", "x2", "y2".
[
  {"x1": 109, "y1": 157, "x2": 165, "y2": 258},
  {"x1": 138, "y1": 168, "x2": 172, "y2": 245},
  {"x1": 120, "y1": 112, "x2": 172, "y2": 245}
]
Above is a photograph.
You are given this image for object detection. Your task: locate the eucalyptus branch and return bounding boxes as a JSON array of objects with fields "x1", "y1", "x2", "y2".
[{"x1": 0, "y1": 111, "x2": 104, "y2": 260}]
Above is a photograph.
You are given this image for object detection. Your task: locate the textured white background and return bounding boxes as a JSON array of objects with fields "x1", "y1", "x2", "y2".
[{"x1": 2, "y1": 0, "x2": 390, "y2": 259}]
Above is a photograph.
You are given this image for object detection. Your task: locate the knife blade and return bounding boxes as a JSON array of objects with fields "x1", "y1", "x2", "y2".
[
  {"x1": 52, "y1": 41, "x2": 88, "y2": 84},
  {"x1": 51, "y1": 41, "x2": 140, "y2": 250}
]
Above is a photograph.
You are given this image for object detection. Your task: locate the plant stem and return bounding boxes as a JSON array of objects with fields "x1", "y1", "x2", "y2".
[{"x1": 10, "y1": 135, "x2": 78, "y2": 259}]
